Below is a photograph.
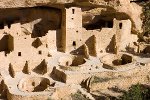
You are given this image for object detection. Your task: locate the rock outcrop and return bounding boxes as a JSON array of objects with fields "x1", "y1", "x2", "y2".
[{"x1": 0, "y1": 0, "x2": 143, "y2": 34}]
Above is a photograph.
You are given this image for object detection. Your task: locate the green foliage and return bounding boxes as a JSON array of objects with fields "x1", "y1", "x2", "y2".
[
  {"x1": 141, "y1": 1, "x2": 150, "y2": 38},
  {"x1": 119, "y1": 83, "x2": 150, "y2": 100},
  {"x1": 71, "y1": 90, "x2": 90, "y2": 100}
]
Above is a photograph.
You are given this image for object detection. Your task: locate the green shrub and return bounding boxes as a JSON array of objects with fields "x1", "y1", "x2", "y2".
[
  {"x1": 140, "y1": 1, "x2": 150, "y2": 42},
  {"x1": 143, "y1": 1, "x2": 150, "y2": 34},
  {"x1": 71, "y1": 90, "x2": 90, "y2": 100},
  {"x1": 119, "y1": 83, "x2": 150, "y2": 100}
]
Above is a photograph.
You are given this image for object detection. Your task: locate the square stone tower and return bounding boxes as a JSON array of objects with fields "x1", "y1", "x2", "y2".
[
  {"x1": 113, "y1": 18, "x2": 134, "y2": 53},
  {"x1": 62, "y1": 7, "x2": 83, "y2": 53}
]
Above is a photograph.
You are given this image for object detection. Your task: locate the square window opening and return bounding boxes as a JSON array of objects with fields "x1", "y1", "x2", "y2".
[{"x1": 18, "y1": 52, "x2": 21, "y2": 56}]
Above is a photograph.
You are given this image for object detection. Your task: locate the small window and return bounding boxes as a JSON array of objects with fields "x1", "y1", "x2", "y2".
[
  {"x1": 73, "y1": 41, "x2": 76, "y2": 46},
  {"x1": 72, "y1": 9, "x2": 75, "y2": 14},
  {"x1": 39, "y1": 51, "x2": 42, "y2": 55},
  {"x1": 71, "y1": 18, "x2": 74, "y2": 20},
  {"x1": 18, "y1": 52, "x2": 21, "y2": 56},
  {"x1": 66, "y1": 61, "x2": 69, "y2": 66},
  {"x1": 46, "y1": 44, "x2": 48, "y2": 48},
  {"x1": 32, "y1": 82, "x2": 35, "y2": 86},
  {"x1": 119, "y1": 23, "x2": 122, "y2": 29}
]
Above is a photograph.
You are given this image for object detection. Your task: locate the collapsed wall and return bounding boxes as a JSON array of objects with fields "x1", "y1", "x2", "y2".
[
  {"x1": 0, "y1": 7, "x2": 61, "y2": 70},
  {"x1": 0, "y1": 0, "x2": 147, "y2": 100}
]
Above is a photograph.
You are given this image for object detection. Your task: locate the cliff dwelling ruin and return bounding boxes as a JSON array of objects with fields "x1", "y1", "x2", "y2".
[{"x1": 0, "y1": 0, "x2": 149, "y2": 100}]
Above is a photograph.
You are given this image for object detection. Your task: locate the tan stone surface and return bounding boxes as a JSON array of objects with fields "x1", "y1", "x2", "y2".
[{"x1": 0, "y1": 0, "x2": 148, "y2": 100}]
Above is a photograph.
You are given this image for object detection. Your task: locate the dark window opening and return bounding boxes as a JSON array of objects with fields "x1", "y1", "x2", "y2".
[
  {"x1": 66, "y1": 61, "x2": 69, "y2": 66},
  {"x1": 72, "y1": 9, "x2": 75, "y2": 14},
  {"x1": 73, "y1": 41, "x2": 76, "y2": 46},
  {"x1": 18, "y1": 52, "x2": 21, "y2": 56},
  {"x1": 84, "y1": 20, "x2": 113, "y2": 30},
  {"x1": 119, "y1": 23, "x2": 122, "y2": 29},
  {"x1": 0, "y1": 22, "x2": 4, "y2": 29},
  {"x1": 46, "y1": 44, "x2": 48, "y2": 48},
  {"x1": 71, "y1": 18, "x2": 74, "y2": 20},
  {"x1": 32, "y1": 82, "x2": 35, "y2": 86},
  {"x1": 39, "y1": 51, "x2": 42, "y2": 55},
  {"x1": 6, "y1": 20, "x2": 15, "y2": 29},
  {"x1": 8, "y1": 23, "x2": 11, "y2": 29}
]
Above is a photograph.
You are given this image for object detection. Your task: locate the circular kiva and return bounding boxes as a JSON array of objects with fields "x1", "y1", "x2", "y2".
[
  {"x1": 101, "y1": 53, "x2": 136, "y2": 70},
  {"x1": 18, "y1": 77, "x2": 50, "y2": 92},
  {"x1": 58, "y1": 55, "x2": 86, "y2": 71}
]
